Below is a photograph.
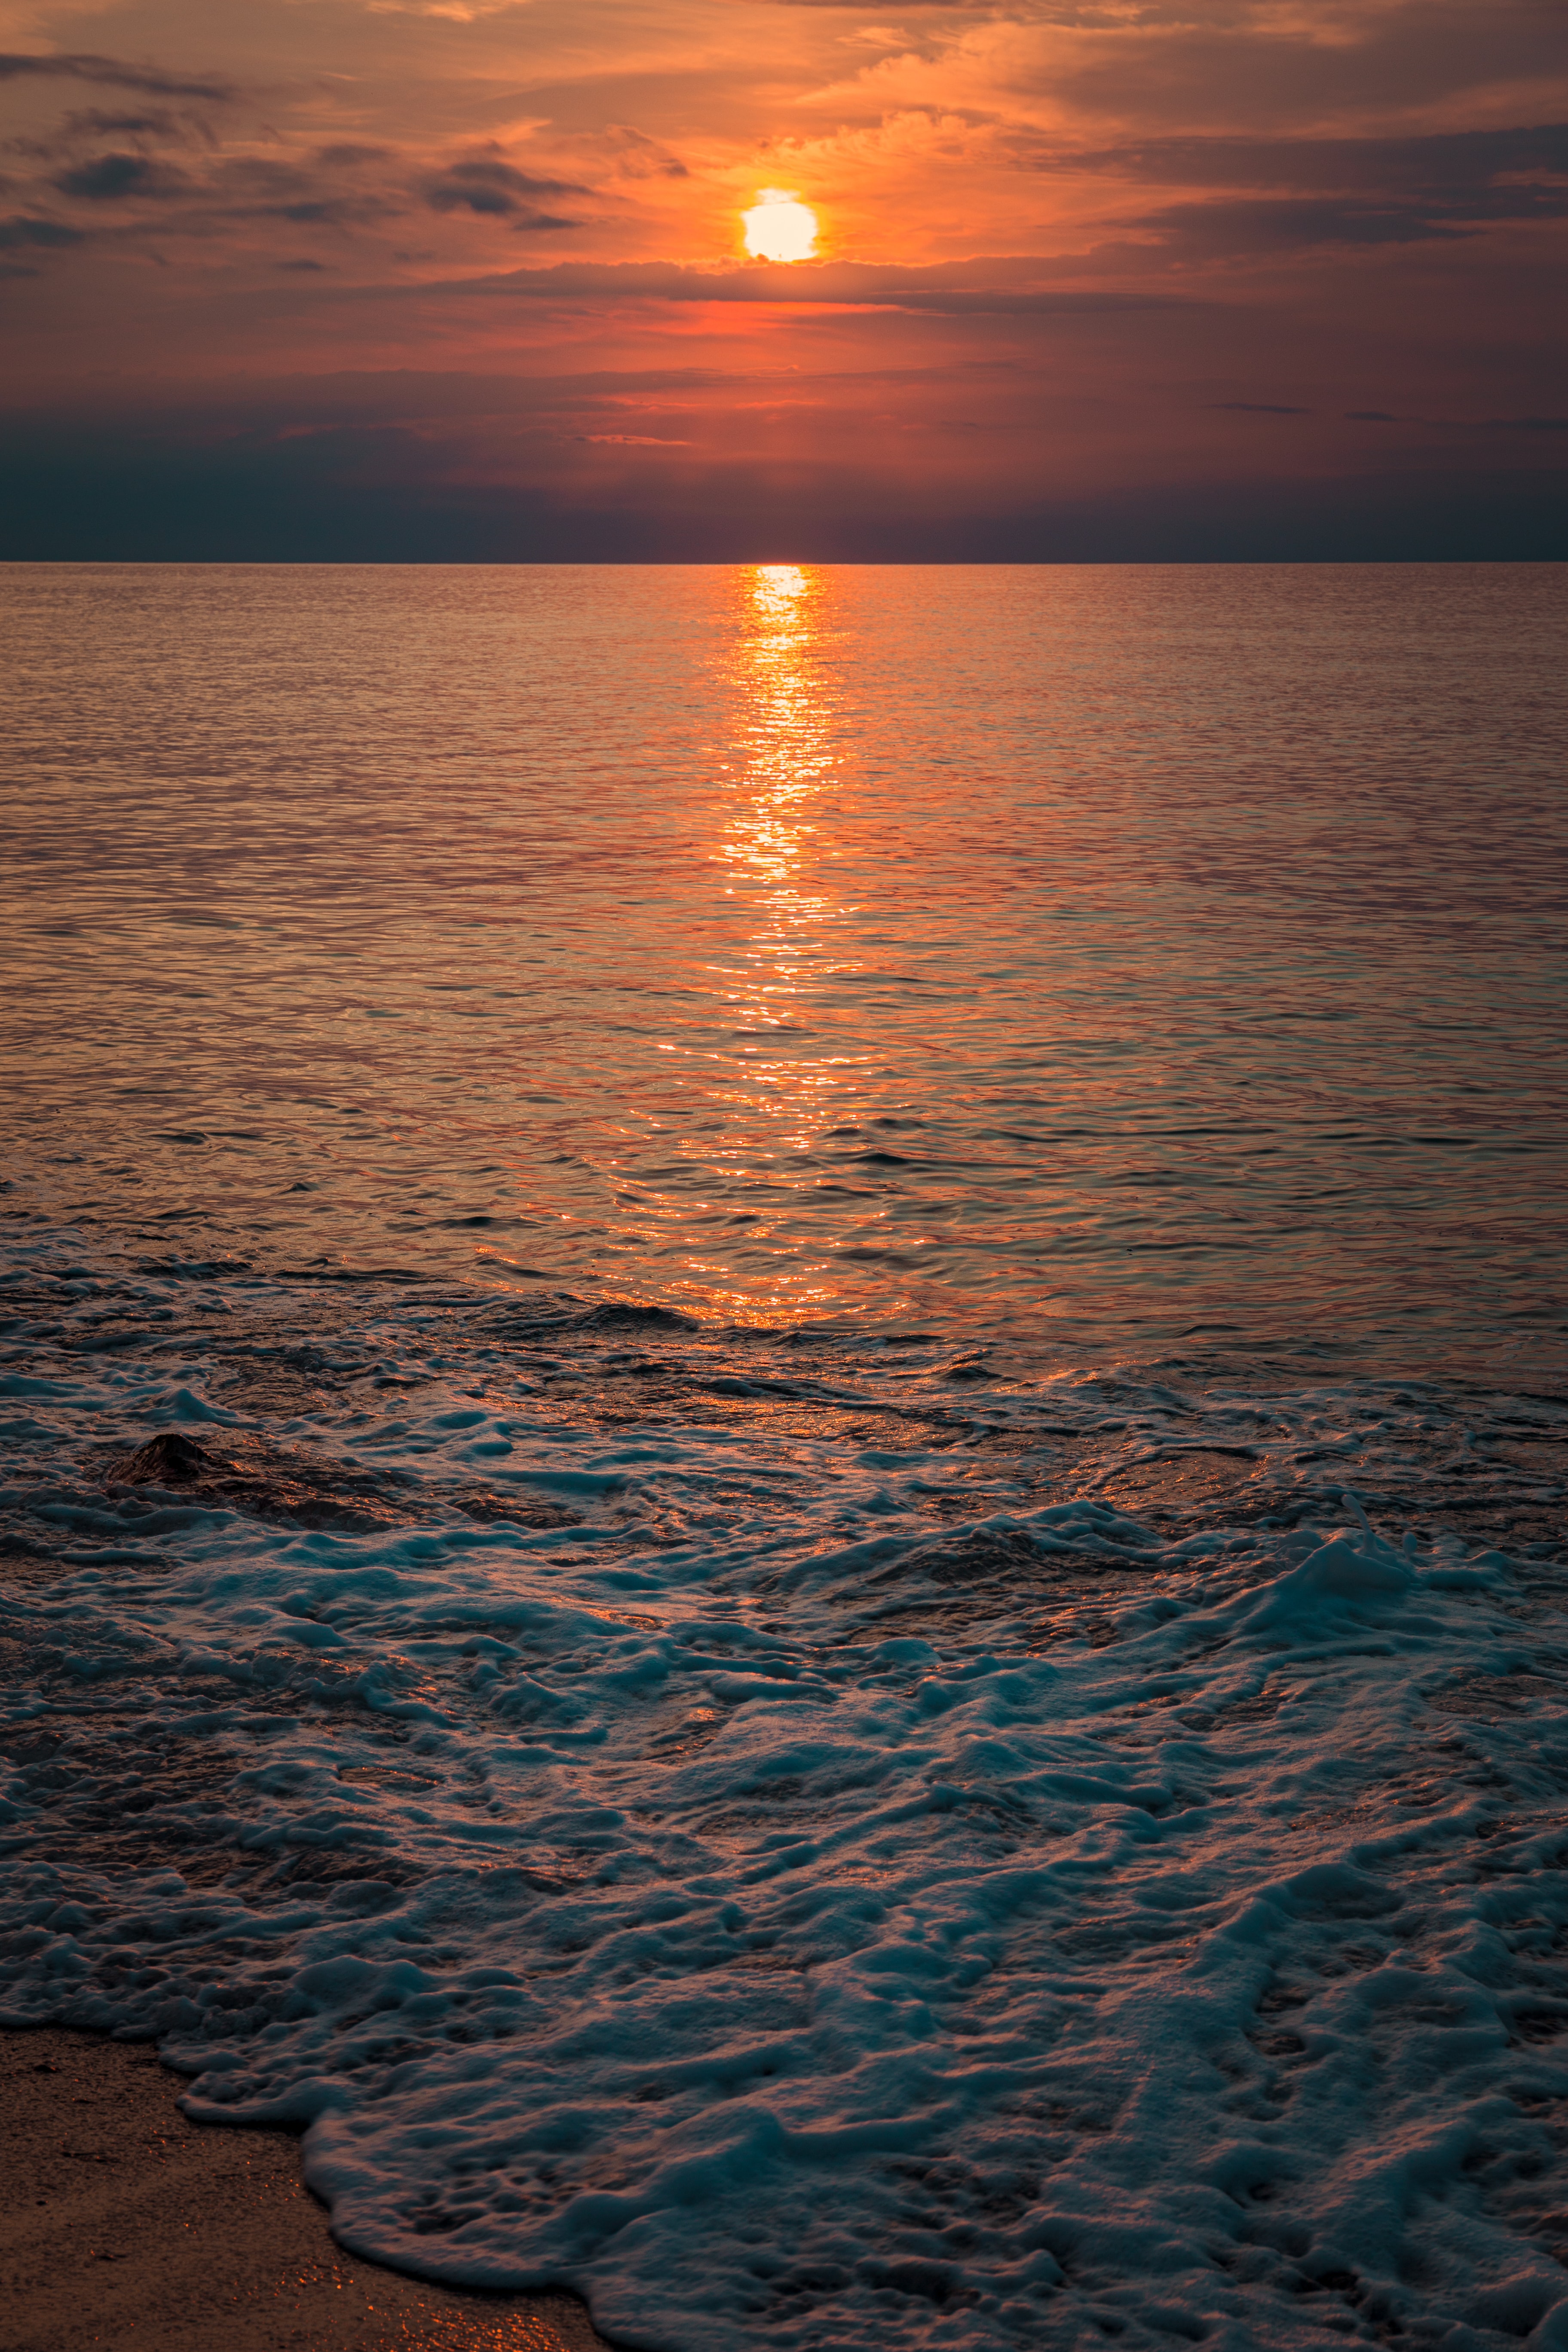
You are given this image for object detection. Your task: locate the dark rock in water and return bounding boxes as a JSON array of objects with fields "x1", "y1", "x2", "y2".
[
  {"x1": 108, "y1": 1429, "x2": 405, "y2": 1531},
  {"x1": 105, "y1": 1435, "x2": 583, "y2": 1537},
  {"x1": 116, "y1": 1430, "x2": 220, "y2": 1485}
]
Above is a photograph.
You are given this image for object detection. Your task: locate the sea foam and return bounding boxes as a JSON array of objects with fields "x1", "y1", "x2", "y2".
[{"x1": 3, "y1": 1236, "x2": 1566, "y2": 2349}]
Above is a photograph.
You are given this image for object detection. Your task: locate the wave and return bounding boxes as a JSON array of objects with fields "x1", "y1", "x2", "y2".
[{"x1": 2, "y1": 1231, "x2": 1566, "y2": 2349}]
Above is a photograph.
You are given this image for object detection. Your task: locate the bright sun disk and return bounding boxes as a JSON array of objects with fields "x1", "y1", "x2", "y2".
[{"x1": 743, "y1": 188, "x2": 818, "y2": 263}]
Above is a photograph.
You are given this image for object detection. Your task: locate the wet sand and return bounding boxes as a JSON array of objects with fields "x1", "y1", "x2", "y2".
[{"x1": 1, "y1": 2027, "x2": 618, "y2": 2352}]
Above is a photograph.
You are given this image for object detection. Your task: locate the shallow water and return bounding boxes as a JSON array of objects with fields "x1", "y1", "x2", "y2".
[
  {"x1": 4, "y1": 562, "x2": 1565, "y2": 1370},
  {"x1": 3, "y1": 1257, "x2": 1567, "y2": 2349},
  {"x1": 3, "y1": 565, "x2": 1568, "y2": 2351}
]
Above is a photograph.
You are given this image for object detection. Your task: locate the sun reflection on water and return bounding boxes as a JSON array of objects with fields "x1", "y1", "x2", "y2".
[{"x1": 678, "y1": 562, "x2": 861, "y2": 1319}]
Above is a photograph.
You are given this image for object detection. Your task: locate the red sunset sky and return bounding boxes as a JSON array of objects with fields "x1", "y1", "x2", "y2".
[{"x1": 1, "y1": 0, "x2": 1564, "y2": 557}]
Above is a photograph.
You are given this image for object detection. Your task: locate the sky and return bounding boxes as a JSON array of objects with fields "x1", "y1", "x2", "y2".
[{"x1": 1, "y1": 0, "x2": 1565, "y2": 558}]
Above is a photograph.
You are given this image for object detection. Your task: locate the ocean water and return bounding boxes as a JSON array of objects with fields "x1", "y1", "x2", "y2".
[
  {"x1": 5, "y1": 560, "x2": 1566, "y2": 1364},
  {"x1": 3, "y1": 563, "x2": 1568, "y2": 2351}
]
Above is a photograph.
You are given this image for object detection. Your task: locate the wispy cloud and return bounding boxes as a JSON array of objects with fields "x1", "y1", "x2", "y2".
[
  {"x1": 0, "y1": 51, "x2": 233, "y2": 102},
  {"x1": 423, "y1": 158, "x2": 587, "y2": 226},
  {"x1": 0, "y1": 210, "x2": 85, "y2": 247}
]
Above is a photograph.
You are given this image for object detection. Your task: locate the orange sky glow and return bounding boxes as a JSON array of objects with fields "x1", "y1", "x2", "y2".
[{"x1": 0, "y1": 0, "x2": 1563, "y2": 555}]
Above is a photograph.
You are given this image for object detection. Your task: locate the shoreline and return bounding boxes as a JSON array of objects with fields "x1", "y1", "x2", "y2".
[
  {"x1": 4, "y1": 1240, "x2": 1565, "y2": 2347},
  {"x1": 2, "y1": 2024, "x2": 616, "y2": 2352}
]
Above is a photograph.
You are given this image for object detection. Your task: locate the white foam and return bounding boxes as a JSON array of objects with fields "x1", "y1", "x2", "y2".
[{"x1": 3, "y1": 1237, "x2": 1566, "y2": 2348}]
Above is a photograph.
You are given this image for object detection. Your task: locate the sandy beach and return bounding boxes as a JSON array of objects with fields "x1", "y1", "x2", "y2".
[{"x1": 2, "y1": 2027, "x2": 616, "y2": 2352}]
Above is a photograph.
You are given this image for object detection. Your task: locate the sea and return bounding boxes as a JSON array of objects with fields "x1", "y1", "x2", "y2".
[{"x1": 2, "y1": 561, "x2": 1566, "y2": 2350}]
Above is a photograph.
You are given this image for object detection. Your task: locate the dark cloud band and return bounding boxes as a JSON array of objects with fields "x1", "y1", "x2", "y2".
[{"x1": 0, "y1": 52, "x2": 234, "y2": 101}]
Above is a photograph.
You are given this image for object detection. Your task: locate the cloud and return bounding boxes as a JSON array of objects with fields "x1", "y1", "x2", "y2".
[
  {"x1": 0, "y1": 52, "x2": 233, "y2": 102},
  {"x1": 315, "y1": 145, "x2": 394, "y2": 168},
  {"x1": 195, "y1": 156, "x2": 401, "y2": 228},
  {"x1": 598, "y1": 126, "x2": 688, "y2": 181},
  {"x1": 796, "y1": 0, "x2": 1568, "y2": 160},
  {"x1": 469, "y1": 258, "x2": 1183, "y2": 312},
  {"x1": 59, "y1": 109, "x2": 187, "y2": 140},
  {"x1": 1058, "y1": 122, "x2": 1568, "y2": 193},
  {"x1": 54, "y1": 153, "x2": 190, "y2": 201},
  {"x1": 0, "y1": 211, "x2": 84, "y2": 248},
  {"x1": 592, "y1": 126, "x2": 682, "y2": 181},
  {"x1": 1338, "y1": 408, "x2": 1567, "y2": 430},
  {"x1": 991, "y1": 0, "x2": 1568, "y2": 138},
  {"x1": 423, "y1": 159, "x2": 586, "y2": 224},
  {"x1": 4, "y1": 132, "x2": 595, "y2": 262},
  {"x1": 1136, "y1": 192, "x2": 1560, "y2": 253},
  {"x1": 1211, "y1": 401, "x2": 1310, "y2": 414},
  {"x1": 12, "y1": 142, "x2": 405, "y2": 242},
  {"x1": 1091, "y1": 118, "x2": 1568, "y2": 255}
]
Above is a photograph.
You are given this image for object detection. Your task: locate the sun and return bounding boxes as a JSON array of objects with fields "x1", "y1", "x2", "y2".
[{"x1": 742, "y1": 188, "x2": 818, "y2": 263}]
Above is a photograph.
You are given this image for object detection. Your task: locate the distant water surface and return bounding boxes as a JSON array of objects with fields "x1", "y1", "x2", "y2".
[{"x1": 3, "y1": 560, "x2": 1565, "y2": 1372}]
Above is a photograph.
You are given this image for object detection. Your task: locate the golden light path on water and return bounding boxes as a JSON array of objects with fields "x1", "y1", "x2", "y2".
[
  {"x1": 713, "y1": 565, "x2": 849, "y2": 1318},
  {"x1": 634, "y1": 563, "x2": 869, "y2": 1325}
]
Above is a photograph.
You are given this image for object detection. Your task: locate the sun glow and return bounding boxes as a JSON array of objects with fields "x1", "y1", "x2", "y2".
[{"x1": 742, "y1": 188, "x2": 818, "y2": 263}]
